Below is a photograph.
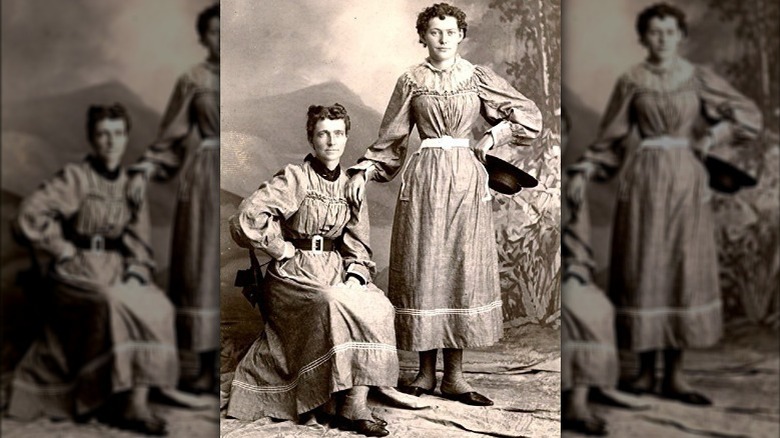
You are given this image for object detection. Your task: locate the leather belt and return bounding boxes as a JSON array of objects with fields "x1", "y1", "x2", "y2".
[
  {"x1": 70, "y1": 234, "x2": 124, "y2": 252},
  {"x1": 289, "y1": 236, "x2": 338, "y2": 253}
]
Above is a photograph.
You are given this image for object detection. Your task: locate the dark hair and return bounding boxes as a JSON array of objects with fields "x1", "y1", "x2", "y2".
[
  {"x1": 86, "y1": 103, "x2": 131, "y2": 142},
  {"x1": 636, "y1": 2, "x2": 687, "y2": 38},
  {"x1": 306, "y1": 104, "x2": 350, "y2": 142},
  {"x1": 416, "y1": 3, "x2": 468, "y2": 46},
  {"x1": 197, "y1": 4, "x2": 219, "y2": 39}
]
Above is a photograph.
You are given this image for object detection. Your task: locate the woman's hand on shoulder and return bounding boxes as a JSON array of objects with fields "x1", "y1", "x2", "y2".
[
  {"x1": 566, "y1": 172, "x2": 588, "y2": 210},
  {"x1": 127, "y1": 172, "x2": 148, "y2": 207},
  {"x1": 346, "y1": 171, "x2": 367, "y2": 208}
]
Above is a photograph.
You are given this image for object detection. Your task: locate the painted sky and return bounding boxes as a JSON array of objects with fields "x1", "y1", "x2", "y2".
[
  {"x1": 1, "y1": 0, "x2": 214, "y2": 111},
  {"x1": 222, "y1": 0, "x2": 492, "y2": 112},
  {"x1": 563, "y1": 0, "x2": 713, "y2": 114}
]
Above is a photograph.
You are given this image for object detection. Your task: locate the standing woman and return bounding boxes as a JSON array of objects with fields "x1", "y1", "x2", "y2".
[
  {"x1": 566, "y1": 3, "x2": 762, "y2": 404},
  {"x1": 346, "y1": 3, "x2": 542, "y2": 406},
  {"x1": 128, "y1": 3, "x2": 220, "y2": 394}
]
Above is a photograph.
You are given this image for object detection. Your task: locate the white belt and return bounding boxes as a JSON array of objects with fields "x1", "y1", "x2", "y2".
[
  {"x1": 419, "y1": 136, "x2": 470, "y2": 149},
  {"x1": 399, "y1": 136, "x2": 491, "y2": 202},
  {"x1": 200, "y1": 137, "x2": 220, "y2": 149},
  {"x1": 639, "y1": 136, "x2": 689, "y2": 149}
]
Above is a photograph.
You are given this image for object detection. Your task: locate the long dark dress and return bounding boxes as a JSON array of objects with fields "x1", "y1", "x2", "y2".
[
  {"x1": 349, "y1": 56, "x2": 542, "y2": 351},
  {"x1": 570, "y1": 58, "x2": 762, "y2": 351},
  {"x1": 225, "y1": 159, "x2": 399, "y2": 421},
  {"x1": 133, "y1": 61, "x2": 220, "y2": 353},
  {"x1": 7, "y1": 157, "x2": 178, "y2": 420}
]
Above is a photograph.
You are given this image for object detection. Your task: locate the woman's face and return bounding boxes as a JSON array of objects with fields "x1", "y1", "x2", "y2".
[
  {"x1": 310, "y1": 118, "x2": 347, "y2": 169},
  {"x1": 422, "y1": 16, "x2": 464, "y2": 63},
  {"x1": 201, "y1": 16, "x2": 220, "y2": 60},
  {"x1": 642, "y1": 16, "x2": 683, "y2": 61},
  {"x1": 91, "y1": 118, "x2": 128, "y2": 171}
]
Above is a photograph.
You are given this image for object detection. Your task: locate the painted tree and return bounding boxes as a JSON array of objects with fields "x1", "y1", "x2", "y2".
[{"x1": 486, "y1": 0, "x2": 562, "y2": 326}]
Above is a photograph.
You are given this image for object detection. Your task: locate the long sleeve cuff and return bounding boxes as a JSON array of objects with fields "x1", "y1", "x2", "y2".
[
  {"x1": 125, "y1": 262, "x2": 152, "y2": 284},
  {"x1": 264, "y1": 240, "x2": 295, "y2": 261},
  {"x1": 346, "y1": 160, "x2": 378, "y2": 182},
  {"x1": 55, "y1": 241, "x2": 77, "y2": 262},
  {"x1": 128, "y1": 161, "x2": 157, "y2": 179},
  {"x1": 486, "y1": 121, "x2": 515, "y2": 149},
  {"x1": 345, "y1": 263, "x2": 370, "y2": 285},
  {"x1": 709, "y1": 121, "x2": 734, "y2": 146},
  {"x1": 566, "y1": 161, "x2": 597, "y2": 179},
  {"x1": 564, "y1": 263, "x2": 593, "y2": 284}
]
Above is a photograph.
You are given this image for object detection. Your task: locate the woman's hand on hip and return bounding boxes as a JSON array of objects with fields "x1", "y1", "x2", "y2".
[
  {"x1": 346, "y1": 172, "x2": 367, "y2": 208},
  {"x1": 472, "y1": 134, "x2": 494, "y2": 163},
  {"x1": 344, "y1": 276, "x2": 363, "y2": 289}
]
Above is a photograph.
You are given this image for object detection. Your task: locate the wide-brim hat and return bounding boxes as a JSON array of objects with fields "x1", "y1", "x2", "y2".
[
  {"x1": 704, "y1": 142, "x2": 760, "y2": 194},
  {"x1": 484, "y1": 155, "x2": 538, "y2": 195}
]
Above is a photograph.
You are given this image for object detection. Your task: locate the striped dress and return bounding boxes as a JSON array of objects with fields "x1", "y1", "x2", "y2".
[
  {"x1": 225, "y1": 159, "x2": 398, "y2": 421},
  {"x1": 350, "y1": 55, "x2": 542, "y2": 351},
  {"x1": 8, "y1": 157, "x2": 178, "y2": 420},
  {"x1": 569, "y1": 58, "x2": 762, "y2": 351},
  {"x1": 133, "y1": 61, "x2": 220, "y2": 353}
]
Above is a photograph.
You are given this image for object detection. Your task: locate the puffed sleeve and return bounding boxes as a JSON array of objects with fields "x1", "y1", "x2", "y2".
[
  {"x1": 697, "y1": 66, "x2": 762, "y2": 146},
  {"x1": 349, "y1": 74, "x2": 415, "y2": 183},
  {"x1": 131, "y1": 73, "x2": 196, "y2": 180},
  {"x1": 122, "y1": 189, "x2": 156, "y2": 283},
  {"x1": 229, "y1": 164, "x2": 308, "y2": 260},
  {"x1": 340, "y1": 202, "x2": 377, "y2": 285},
  {"x1": 569, "y1": 74, "x2": 635, "y2": 181},
  {"x1": 17, "y1": 164, "x2": 84, "y2": 260},
  {"x1": 474, "y1": 65, "x2": 543, "y2": 147}
]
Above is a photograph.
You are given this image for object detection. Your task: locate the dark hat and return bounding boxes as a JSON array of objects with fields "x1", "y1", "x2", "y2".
[
  {"x1": 704, "y1": 142, "x2": 760, "y2": 194},
  {"x1": 484, "y1": 155, "x2": 538, "y2": 195}
]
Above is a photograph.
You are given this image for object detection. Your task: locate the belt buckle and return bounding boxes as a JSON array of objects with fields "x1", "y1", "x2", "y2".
[
  {"x1": 91, "y1": 234, "x2": 105, "y2": 253},
  {"x1": 311, "y1": 235, "x2": 324, "y2": 254}
]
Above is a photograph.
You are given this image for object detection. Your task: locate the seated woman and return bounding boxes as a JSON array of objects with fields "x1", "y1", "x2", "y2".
[
  {"x1": 7, "y1": 104, "x2": 178, "y2": 436},
  {"x1": 225, "y1": 104, "x2": 398, "y2": 437}
]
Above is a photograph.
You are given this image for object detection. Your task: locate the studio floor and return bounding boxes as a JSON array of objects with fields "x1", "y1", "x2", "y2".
[
  {"x1": 563, "y1": 322, "x2": 779, "y2": 438},
  {"x1": 219, "y1": 324, "x2": 562, "y2": 438}
]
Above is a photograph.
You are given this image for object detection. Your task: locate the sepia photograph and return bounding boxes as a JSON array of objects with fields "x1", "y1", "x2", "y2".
[
  {"x1": 1, "y1": 1, "x2": 220, "y2": 436},
  {"x1": 562, "y1": 0, "x2": 779, "y2": 436},
  {"x1": 219, "y1": 1, "x2": 561, "y2": 437}
]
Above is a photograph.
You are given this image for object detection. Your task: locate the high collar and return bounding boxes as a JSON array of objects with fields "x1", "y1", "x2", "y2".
[
  {"x1": 423, "y1": 54, "x2": 463, "y2": 73},
  {"x1": 305, "y1": 154, "x2": 341, "y2": 182},
  {"x1": 87, "y1": 154, "x2": 121, "y2": 181}
]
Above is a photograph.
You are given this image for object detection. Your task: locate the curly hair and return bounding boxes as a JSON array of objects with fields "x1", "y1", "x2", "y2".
[
  {"x1": 636, "y1": 2, "x2": 687, "y2": 38},
  {"x1": 196, "y1": 4, "x2": 219, "y2": 39},
  {"x1": 416, "y1": 3, "x2": 468, "y2": 46},
  {"x1": 86, "y1": 103, "x2": 131, "y2": 142},
  {"x1": 306, "y1": 103, "x2": 351, "y2": 142}
]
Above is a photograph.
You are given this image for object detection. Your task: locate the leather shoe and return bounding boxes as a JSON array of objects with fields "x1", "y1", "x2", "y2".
[
  {"x1": 440, "y1": 391, "x2": 494, "y2": 406},
  {"x1": 372, "y1": 413, "x2": 388, "y2": 427},
  {"x1": 335, "y1": 417, "x2": 389, "y2": 437},
  {"x1": 562, "y1": 416, "x2": 607, "y2": 436},
  {"x1": 398, "y1": 385, "x2": 434, "y2": 397},
  {"x1": 660, "y1": 390, "x2": 712, "y2": 406},
  {"x1": 111, "y1": 415, "x2": 168, "y2": 436}
]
